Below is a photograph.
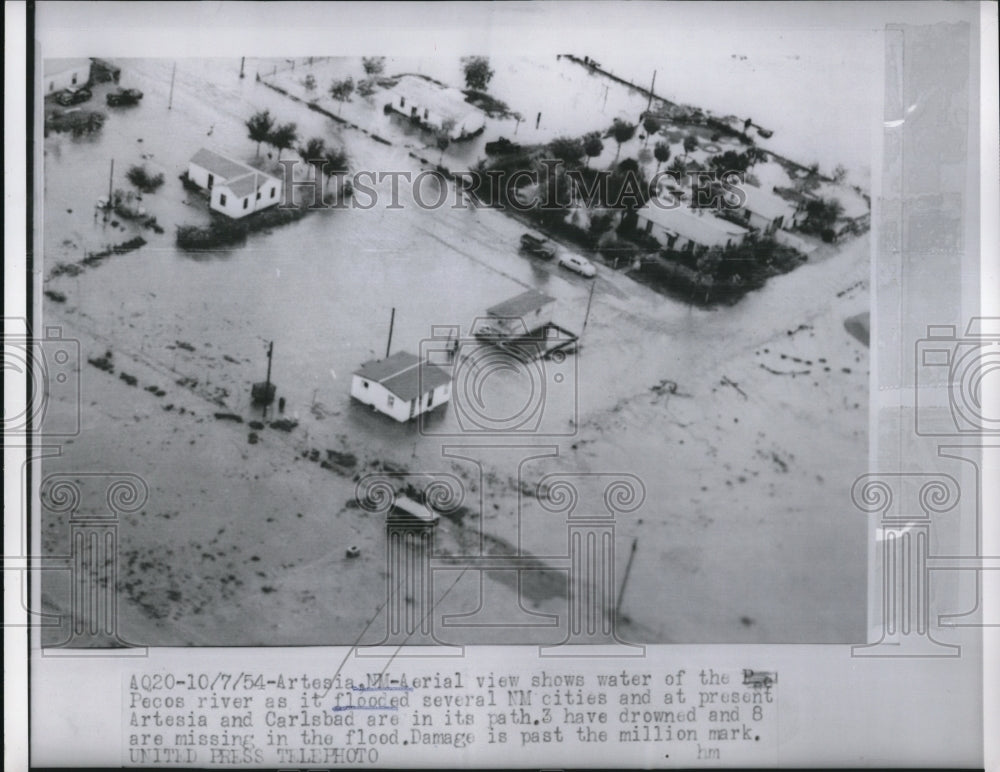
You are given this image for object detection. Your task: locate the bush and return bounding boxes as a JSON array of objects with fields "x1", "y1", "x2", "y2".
[
  {"x1": 176, "y1": 204, "x2": 311, "y2": 251},
  {"x1": 126, "y1": 165, "x2": 165, "y2": 193}
]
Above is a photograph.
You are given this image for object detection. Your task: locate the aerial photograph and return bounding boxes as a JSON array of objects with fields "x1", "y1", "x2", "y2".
[{"x1": 38, "y1": 34, "x2": 873, "y2": 647}]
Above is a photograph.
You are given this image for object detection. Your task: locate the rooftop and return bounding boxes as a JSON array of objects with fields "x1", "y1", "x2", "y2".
[
  {"x1": 223, "y1": 171, "x2": 273, "y2": 198},
  {"x1": 190, "y1": 148, "x2": 266, "y2": 184},
  {"x1": 638, "y1": 200, "x2": 749, "y2": 248},
  {"x1": 738, "y1": 184, "x2": 796, "y2": 221},
  {"x1": 388, "y1": 75, "x2": 484, "y2": 125},
  {"x1": 487, "y1": 289, "x2": 556, "y2": 319},
  {"x1": 354, "y1": 351, "x2": 452, "y2": 402},
  {"x1": 43, "y1": 58, "x2": 91, "y2": 78}
]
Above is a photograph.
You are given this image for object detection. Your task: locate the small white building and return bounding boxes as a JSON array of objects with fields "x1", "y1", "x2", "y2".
[
  {"x1": 731, "y1": 184, "x2": 796, "y2": 234},
  {"x1": 187, "y1": 148, "x2": 283, "y2": 219},
  {"x1": 485, "y1": 289, "x2": 556, "y2": 337},
  {"x1": 44, "y1": 58, "x2": 91, "y2": 94},
  {"x1": 385, "y1": 75, "x2": 486, "y2": 140},
  {"x1": 635, "y1": 200, "x2": 749, "y2": 251},
  {"x1": 351, "y1": 351, "x2": 452, "y2": 422}
]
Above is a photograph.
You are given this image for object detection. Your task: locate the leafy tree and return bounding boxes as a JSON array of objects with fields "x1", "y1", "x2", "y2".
[
  {"x1": 801, "y1": 197, "x2": 844, "y2": 239},
  {"x1": 642, "y1": 115, "x2": 660, "y2": 145},
  {"x1": 357, "y1": 78, "x2": 376, "y2": 98},
  {"x1": 709, "y1": 150, "x2": 751, "y2": 174},
  {"x1": 668, "y1": 156, "x2": 688, "y2": 178},
  {"x1": 302, "y1": 74, "x2": 317, "y2": 93},
  {"x1": 682, "y1": 134, "x2": 699, "y2": 161},
  {"x1": 611, "y1": 119, "x2": 637, "y2": 161},
  {"x1": 832, "y1": 164, "x2": 848, "y2": 183},
  {"x1": 329, "y1": 76, "x2": 355, "y2": 113},
  {"x1": 653, "y1": 141, "x2": 671, "y2": 172},
  {"x1": 549, "y1": 136, "x2": 585, "y2": 166},
  {"x1": 744, "y1": 146, "x2": 768, "y2": 169},
  {"x1": 269, "y1": 122, "x2": 298, "y2": 162},
  {"x1": 583, "y1": 132, "x2": 604, "y2": 168},
  {"x1": 362, "y1": 56, "x2": 386, "y2": 77},
  {"x1": 323, "y1": 147, "x2": 349, "y2": 180},
  {"x1": 298, "y1": 137, "x2": 327, "y2": 178},
  {"x1": 461, "y1": 56, "x2": 494, "y2": 91},
  {"x1": 246, "y1": 110, "x2": 274, "y2": 157}
]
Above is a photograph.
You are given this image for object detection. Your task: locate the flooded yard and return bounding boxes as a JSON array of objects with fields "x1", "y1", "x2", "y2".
[{"x1": 40, "y1": 56, "x2": 868, "y2": 647}]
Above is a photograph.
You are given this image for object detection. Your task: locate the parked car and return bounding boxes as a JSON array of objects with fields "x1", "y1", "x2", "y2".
[
  {"x1": 106, "y1": 88, "x2": 143, "y2": 107},
  {"x1": 520, "y1": 233, "x2": 557, "y2": 260},
  {"x1": 558, "y1": 253, "x2": 597, "y2": 278},
  {"x1": 56, "y1": 86, "x2": 92, "y2": 106}
]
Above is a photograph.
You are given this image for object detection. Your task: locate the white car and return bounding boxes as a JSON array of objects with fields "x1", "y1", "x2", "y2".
[{"x1": 557, "y1": 253, "x2": 597, "y2": 278}]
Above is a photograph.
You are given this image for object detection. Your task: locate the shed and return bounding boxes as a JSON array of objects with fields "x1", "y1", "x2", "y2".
[
  {"x1": 351, "y1": 351, "x2": 452, "y2": 422},
  {"x1": 486, "y1": 289, "x2": 556, "y2": 337}
]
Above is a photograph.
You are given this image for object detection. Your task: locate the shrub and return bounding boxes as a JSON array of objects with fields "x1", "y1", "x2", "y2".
[{"x1": 126, "y1": 165, "x2": 165, "y2": 193}]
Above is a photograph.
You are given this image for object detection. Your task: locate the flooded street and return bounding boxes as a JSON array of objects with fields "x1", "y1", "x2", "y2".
[{"x1": 41, "y1": 56, "x2": 868, "y2": 646}]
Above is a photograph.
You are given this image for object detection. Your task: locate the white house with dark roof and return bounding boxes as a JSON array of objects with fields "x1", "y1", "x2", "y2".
[
  {"x1": 635, "y1": 199, "x2": 749, "y2": 251},
  {"x1": 385, "y1": 75, "x2": 486, "y2": 140},
  {"x1": 485, "y1": 289, "x2": 556, "y2": 337},
  {"x1": 44, "y1": 58, "x2": 92, "y2": 94},
  {"x1": 351, "y1": 351, "x2": 452, "y2": 422},
  {"x1": 187, "y1": 148, "x2": 283, "y2": 219}
]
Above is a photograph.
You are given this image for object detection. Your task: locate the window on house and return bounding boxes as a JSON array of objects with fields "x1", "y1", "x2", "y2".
[
  {"x1": 362, "y1": 381, "x2": 369, "y2": 389},
  {"x1": 72, "y1": 74, "x2": 77, "y2": 85},
  {"x1": 645, "y1": 220, "x2": 653, "y2": 233},
  {"x1": 219, "y1": 193, "x2": 227, "y2": 206},
  {"x1": 243, "y1": 198, "x2": 249, "y2": 210},
  {"x1": 387, "y1": 395, "x2": 395, "y2": 408},
  {"x1": 256, "y1": 191, "x2": 261, "y2": 200},
  {"x1": 423, "y1": 108, "x2": 429, "y2": 119},
  {"x1": 49, "y1": 82, "x2": 55, "y2": 91},
  {"x1": 271, "y1": 187, "x2": 276, "y2": 198},
  {"x1": 400, "y1": 96, "x2": 405, "y2": 108}
]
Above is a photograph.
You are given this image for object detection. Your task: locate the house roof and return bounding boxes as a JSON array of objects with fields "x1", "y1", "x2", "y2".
[
  {"x1": 487, "y1": 289, "x2": 556, "y2": 319},
  {"x1": 190, "y1": 148, "x2": 258, "y2": 182},
  {"x1": 222, "y1": 171, "x2": 273, "y2": 198},
  {"x1": 43, "y1": 58, "x2": 91, "y2": 78},
  {"x1": 354, "y1": 351, "x2": 452, "y2": 402},
  {"x1": 388, "y1": 75, "x2": 484, "y2": 127},
  {"x1": 638, "y1": 201, "x2": 749, "y2": 248},
  {"x1": 739, "y1": 184, "x2": 796, "y2": 221}
]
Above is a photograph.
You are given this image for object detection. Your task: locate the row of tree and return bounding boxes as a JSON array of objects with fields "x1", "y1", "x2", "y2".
[{"x1": 244, "y1": 110, "x2": 348, "y2": 179}]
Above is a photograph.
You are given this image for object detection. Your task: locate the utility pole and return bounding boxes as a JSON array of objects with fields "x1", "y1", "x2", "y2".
[
  {"x1": 646, "y1": 69, "x2": 657, "y2": 113},
  {"x1": 168, "y1": 62, "x2": 176, "y2": 110},
  {"x1": 262, "y1": 340, "x2": 274, "y2": 417},
  {"x1": 107, "y1": 158, "x2": 114, "y2": 204},
  {"x1": 616, "y1": 537, "x2": 638, "y2": 622},
  {"x1": 581, "y1": 280, "x2": 596, "y2": 336},
  {"x1": 239, "y1": 57, "x2": 245, "y2": 79},
  {"x1": 385, "y1": 307, "x2": 396, "y2": 359}
]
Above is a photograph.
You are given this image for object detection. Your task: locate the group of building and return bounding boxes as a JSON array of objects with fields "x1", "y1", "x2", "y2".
[{"x1": 633, "y1": 182, "x2": 798, "y2": 252}]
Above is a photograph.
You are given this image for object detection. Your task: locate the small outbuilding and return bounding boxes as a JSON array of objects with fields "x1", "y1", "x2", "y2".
[
  {"x1": 187, "y1": 148, "x2": 283, "y2": 219},
  {"x1": 351, "y1": 351, "x2": 452, "y2": 422},
  {"x1": 485, "y1": 289, "x2": 556, "y2": 338}
]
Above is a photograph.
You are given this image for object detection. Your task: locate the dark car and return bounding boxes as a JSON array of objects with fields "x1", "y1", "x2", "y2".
[
  {"x1": 106, "y1": 88, "x2": 144, "y2": 107},
  {"x1": 520, "y1": 233, "x2": 557, "y2": 260},
  {"x1": 56, "y1": 86, "x2": 92, "y2": 106}
]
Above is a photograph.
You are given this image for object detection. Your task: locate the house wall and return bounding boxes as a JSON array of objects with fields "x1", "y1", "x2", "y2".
[
  {"x1": 209, "y1": 180, "x2": 283, "y2": 219},
  {"x1": 350, "y1": 375, "x2": 450, "y2": 422},
  {"x1": 639, "y1": 214, "x2": 693, "y2": 251},
  {"x1": 188, "y1": 162, "x2": 214, "y2": 190},
  {"x1": 46, "y1": 63, "x2": 91, "y2": 94},
  {"x1": 211, "y1": 185, "x2": 254, "y2": 219},
  {"x1": 745, "y1": 210, "x2": 786, "y2": 233}
]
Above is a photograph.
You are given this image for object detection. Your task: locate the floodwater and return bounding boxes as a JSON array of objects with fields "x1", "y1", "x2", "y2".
[{"x1": 40, "y1": 56, "x2": 869, "y2": 646}]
